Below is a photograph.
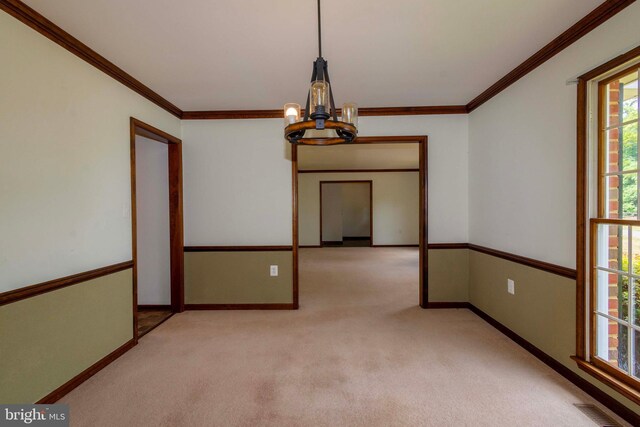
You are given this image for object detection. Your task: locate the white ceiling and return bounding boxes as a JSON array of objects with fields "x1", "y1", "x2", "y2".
[
  {"x1": 299, "y1": 144, "x2": 419, "y2": 170},
  {"x1": 24, "y1": 0, "x2": 602, "y2": 111}
]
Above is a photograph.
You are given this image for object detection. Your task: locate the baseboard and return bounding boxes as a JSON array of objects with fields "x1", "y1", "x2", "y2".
[
  {"x1": 299, "y1": 245, "x2": 322, "y2": 248},
  {"x1": 185, "y1": 303, "x2": 295, "y2": 310},
  {"x1": 342, "y1": 236, "x2": 371, "y2": 241},
  {"x1": 426, "y1": 302, "x2": 470, "y2": 309},
  {"x1": 138, "y1": 304, "x2": 171, "y2": 311},
  {"x1": 36, "y1": 338, "x2": 135, "y2": 404},
  {"x1": 467, "y1": 304, "x2": 639, "y2": 425}
]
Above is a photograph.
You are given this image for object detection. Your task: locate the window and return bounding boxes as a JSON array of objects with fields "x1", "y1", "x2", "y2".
[{"x1": 590, "y1": 64, "x2": 640, "y2": 392}]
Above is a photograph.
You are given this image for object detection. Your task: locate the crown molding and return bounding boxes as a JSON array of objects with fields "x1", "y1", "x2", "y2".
[
  {"x1": 0, "y1": 0, "x2": 182, "y2": 118},
  {"x1": 1, "y1": 0, "x2": 636, "y2": 119},
  {"x1": 466, "y1": 0, "x2": 635, "y2": 112},
  {"x1": 181, "y1": 105, "x2": 468, "y2": 120}
]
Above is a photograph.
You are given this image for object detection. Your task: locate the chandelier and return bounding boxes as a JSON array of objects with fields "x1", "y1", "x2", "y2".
[{"x1": 284, "y1": 0, "x2": 358, "y2": 145}]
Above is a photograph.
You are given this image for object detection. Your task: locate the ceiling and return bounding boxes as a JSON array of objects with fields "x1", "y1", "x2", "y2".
[
  {"x1": 299, "y1": 144, "x2": 418, "y2": 170},
  {"x1": 24, "y1": 0, "x2": 602, "y2": 111}
]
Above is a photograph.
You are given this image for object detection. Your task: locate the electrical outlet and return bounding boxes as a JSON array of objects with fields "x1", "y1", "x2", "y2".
[
  {"x1": 507, "y1": 279, "x2": 515, "y2": 295},
  {"x1": 270, "y1": 265, "x2": 278, "y2": 277}
]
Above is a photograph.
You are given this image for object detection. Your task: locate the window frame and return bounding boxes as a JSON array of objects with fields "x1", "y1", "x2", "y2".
[{"x1": 577, "y1": 51, "x2": 640, "y2": 406}]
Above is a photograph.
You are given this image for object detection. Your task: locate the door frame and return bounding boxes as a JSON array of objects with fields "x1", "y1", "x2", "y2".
[
  {"x1": 292, "y1": 135, "x2": 428, "y2": 308},
  {"x1": 319, "y1": 180, "x2": 373, "y2": 247},
  {"x1": 130, "y1": 117, "x2": 185, "y2": 342}
]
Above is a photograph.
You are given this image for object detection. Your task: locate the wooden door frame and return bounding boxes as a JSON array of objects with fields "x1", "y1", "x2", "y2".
[
  {"x1": 130, "y1": 117, "x2": 185, "y2": 343},
  {"x1": 292, "y1": 135, "x2": 428, "y2": 308},
  {"x1": 319, "y1": 180, "x2": 373, "y2": 247}
]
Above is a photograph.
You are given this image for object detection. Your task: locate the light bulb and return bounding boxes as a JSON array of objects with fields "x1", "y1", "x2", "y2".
[{"x1": 283, "y1": 103, "x2": 301, "y2": 126}]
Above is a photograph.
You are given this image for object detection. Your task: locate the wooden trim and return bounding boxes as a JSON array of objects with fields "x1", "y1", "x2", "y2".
[
  {"x1": 343, "y1": 236, "x2": 371, "y2": 241},
  {"x1": 428, "y1": 243, "x2": 469, "y2": 250},
  {"x1": 184, "y1": 245, "x2": 293, "y2": 252},
  {"x1": 137, "y1": 304, "x2": 172, "y2": 311},
  {"x1": 168, "y1": 142, "x2": 185, "y2": 313},
  {"x1": 185, "y1": 304, "x2": 295, "y2": 310},
  {"x1": 319, "y1": 180, "x2": 373, "y2": 248},
  {"x1": 468, "y1": 304, "x2": 639, "y2": 425},
  {"x1": 580, "y1": 44, "x2": 640, "y2": 81},
  {"x1": 0, "y1": 0, "x2": 181, "y2": 118},
  {"x1": 130, "y1": 118, "x2": 185, "y2": 345},
  {"x1": 466, "y1": 0, "x2": 636, "y2": 112},
  {"x1": 293, "y1": 135, "x2": 428, "y2": 307},
  {"x1": 576, "y1": 45, "x2": 640, "y2": 370},
  {"x1": 574, "y1": 357, "x2": 640, "y2": 406},
  {"x1": 299, "y1": 168, "x2": 419, "y2": 174},
  {"x1": 0, "y1": 261, "x2": 133, "y2": 306},
  {"x1": 181, "y1": 106, "x2": 467, "y2": 120},
  {"x1": 131, "y1": 118, "x2": 181, "y2": 145},
  {"x1": 576, "y1": 77, "x2": 588, "y2": 359},
  {"x1": 292, "y1": 144, "x2": 299, "y2": 309},
  {"x1": 426, "y1": 302, "x2": 470, "y2": 309},
  {"x1": 36, "y1": 338, "x2": 135, "y2": 404},
  {"x1": 359, "y1": 106, "x2": 467, "y2": 116},
  {"x1": 419, "y1": 137, "x2": 428, "y2": 307},
  {"x1": 599, "y1": 61, "x2": 640, "y2": 87},
  {"x1": 468, "y1": 244, "x2": 577, "y2": 279}
]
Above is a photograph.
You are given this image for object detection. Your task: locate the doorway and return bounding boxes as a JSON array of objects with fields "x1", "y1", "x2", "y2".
[
  {"x1": 320, "y1": 181, "x2": 372, "y2": 247},
  {"x1": 130, "y1": 118, "x2": 184, "y2": 341},
  {"x1": 292, "y1": 136, "x2": 428, "y2": 309}
]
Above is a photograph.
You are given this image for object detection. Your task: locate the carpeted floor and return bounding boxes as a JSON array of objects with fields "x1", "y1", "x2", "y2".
[{"x1": 60, "y1": 248, "x2": 626, "y2": 426}]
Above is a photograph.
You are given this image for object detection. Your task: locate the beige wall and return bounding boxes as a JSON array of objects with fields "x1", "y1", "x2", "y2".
[
  {"x1": 321, "y1": 184, "x2": 343, "y2": 242},
  {"x1": 428, "y1": 249, "x2": 469, "y2": 302},
  {"x1": 185, "y1": 252, "x2": 293, "y2": 304},
  {"x1": 0, "y1": 270, "x2": 133, "y2": 404},
  {"x1": 468, "y1": 251, "x2": 640, "y2": 414},
  {"x1": 300, "y1": 172, "x2": 418, "y2": 246},
  {"x1": 341, "y1": 184, "x2": 371, "y2": 238}
]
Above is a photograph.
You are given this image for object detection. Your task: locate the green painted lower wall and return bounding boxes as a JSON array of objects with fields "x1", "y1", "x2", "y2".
[
  {"x1": 468, "y1": 250, "x2": 640, "y2": 414},
  {"x1": 185, "y1": 251, "x2": 293, "y2": 304},
  {"x1": 428, "y1": 249, "x2": 469, "y2": 302},
  {"x1": 0, "y1": 269, "x2": 133, "y2": 403}
]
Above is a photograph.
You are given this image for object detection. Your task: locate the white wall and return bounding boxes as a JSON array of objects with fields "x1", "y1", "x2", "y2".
[
  {"x1": 0, "y1": 13, "x2": 181, "y2": 292},
  {"x1": 300, "y1": 172, "x2": 418, "y2": 246},
  {"x1": 468, "y1": 2, "x2": 640, "y2": 268},
  {"x1": 321, "y1": 184, "x2": 343, "y2": 242},
  {"x1": 135, "y1": 136, "x2": 171, "y2": 305},
  {"x1": 181, "y1": 120, "x2": 293, "y2": 245},
  {"x1": 182, "y1": 115, "x2": 467, "y2": 245},
  {"x1": 341, "y1": 184, "x2": 371, "y2": 237}
]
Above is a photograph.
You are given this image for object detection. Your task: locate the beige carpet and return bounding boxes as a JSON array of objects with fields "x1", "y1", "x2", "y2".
[{"x1": 60, "y1": 248, "x2": 625, "y2": 426}]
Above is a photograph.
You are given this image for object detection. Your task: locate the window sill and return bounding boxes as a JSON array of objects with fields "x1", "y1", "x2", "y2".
[{"x1": 572, "y1": 356, "x2": 640, "y2": 406}]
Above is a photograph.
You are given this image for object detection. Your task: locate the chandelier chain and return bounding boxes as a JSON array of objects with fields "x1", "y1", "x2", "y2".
[{"x1": 317, "y1": 0, "x2": 322, "y2": 57}]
